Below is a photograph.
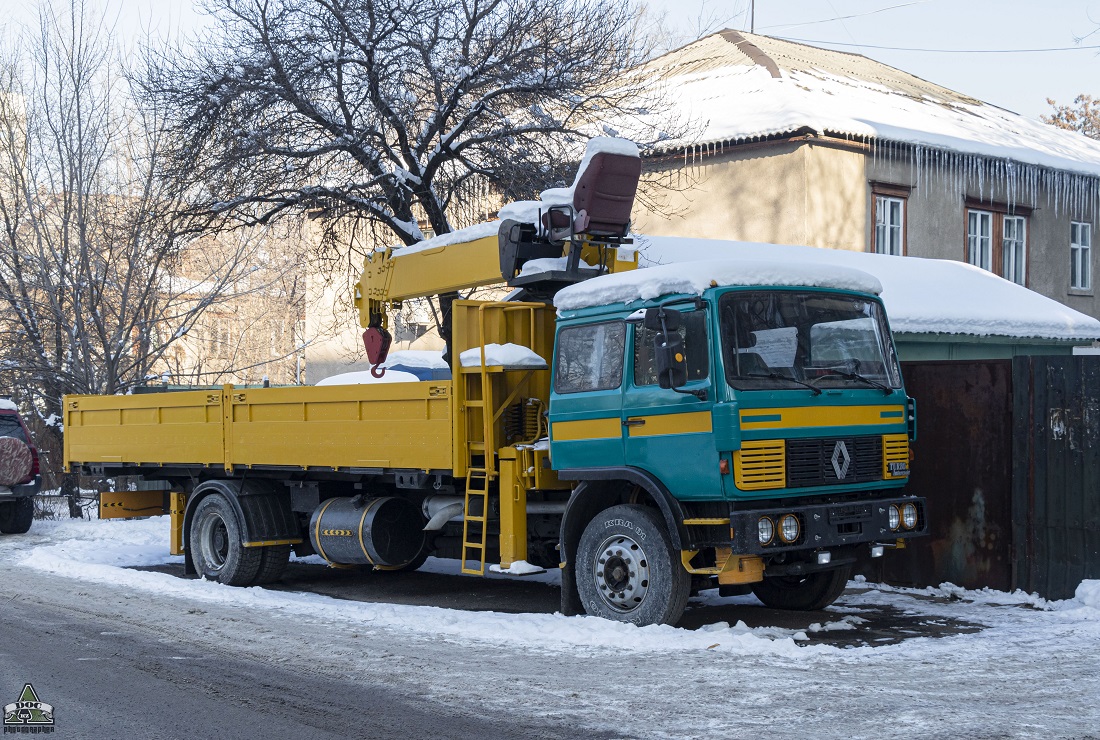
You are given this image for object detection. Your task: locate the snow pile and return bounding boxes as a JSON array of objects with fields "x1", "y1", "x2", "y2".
[
  {"x1": 390, "y1": 220, "x2": 499, "y2": 257},
  {"x1": 316, "y1": 369, "x2": 421, "y2": 385},
  {"x1": 488, "y1": 560, "x2": 545, "y2": 576},
  {"x1": 1072, "y1": 580, "x2": 1100, "y2": 612},
  {"x1": 517, "y1": 256, "x2": 602, "y2": 277},
  {"x1": 634, "y1": 235, "x2": 1100, "y2": 341},
  {"x1": 384, "y1": 350, "x2": 447, "y2": 369},
  {"x1": 0, "y1": 399, "x2": 17, "y2": 411},
  {"x1": 554, "y1": 257, "x2": 882, "y2": 311},
  {"x1": 459, "y1": 343, "x2": 546, "y2": 368},
  {"x1": 316, "y1": 351, "x2": 449, "y2": 385},
  {"x1": 652, "y1": 50, "x2": 1100, "y2": 178}
]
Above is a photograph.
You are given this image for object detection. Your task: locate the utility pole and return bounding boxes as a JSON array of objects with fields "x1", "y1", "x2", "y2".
[{"x1": 750, "y1": 0, "x2": 755, "y2": 33}]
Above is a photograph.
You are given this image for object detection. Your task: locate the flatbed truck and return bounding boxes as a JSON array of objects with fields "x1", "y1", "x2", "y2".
[{"x1": 64, "y1": 139, "x2": 927, "y2": 625}]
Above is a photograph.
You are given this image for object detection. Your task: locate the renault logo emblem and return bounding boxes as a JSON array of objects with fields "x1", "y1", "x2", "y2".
[{"x1": 831, "y1": 441, "x2": 851, "y2": 479}]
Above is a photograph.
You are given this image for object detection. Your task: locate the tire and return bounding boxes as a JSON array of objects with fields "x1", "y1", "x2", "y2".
[
  {"x1": 0, "y1": 497, "x2": 33, "y2": 534},
  {"x1": 189, "y1": 493, "x2": 262, "y2": 586},
  {"x1": 575, "y1": 504, "x2": 690, "y2": 626},
  {"x1": 253, "y1": 544, "x2": 292, "y2": 585},
  {"x1": 751, "y1": 564, "x2": 852, "y2": 611}
]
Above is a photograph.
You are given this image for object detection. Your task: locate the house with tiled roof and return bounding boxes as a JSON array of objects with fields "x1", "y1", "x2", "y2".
[{"x1": 633, "y1": 30, "x2": 1100, "y2": 321}]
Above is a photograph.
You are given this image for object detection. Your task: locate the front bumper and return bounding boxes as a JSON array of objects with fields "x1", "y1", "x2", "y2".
[{"x1": 729, "y1": 495, "x2": 927, "y2": 555}]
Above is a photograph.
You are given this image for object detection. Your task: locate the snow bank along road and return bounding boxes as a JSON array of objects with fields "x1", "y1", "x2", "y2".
[{"x1": 3, "y1": 518, "x2": 1099, "y2": 739}]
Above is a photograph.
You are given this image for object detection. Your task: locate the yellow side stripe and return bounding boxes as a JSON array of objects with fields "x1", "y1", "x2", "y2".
[{"x1": 740, "y1": 405, "x2": 905, "y2": 431}]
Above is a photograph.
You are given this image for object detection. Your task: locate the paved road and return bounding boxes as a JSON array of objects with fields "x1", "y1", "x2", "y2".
[{"x1": 0, "y1": 569, "x2": 593, "y2": 740}]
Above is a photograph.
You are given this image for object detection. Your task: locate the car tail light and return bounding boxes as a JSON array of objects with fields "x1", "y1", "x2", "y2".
[{"x1": 29, "y1": 445, "x2": 40, "y2": 477}]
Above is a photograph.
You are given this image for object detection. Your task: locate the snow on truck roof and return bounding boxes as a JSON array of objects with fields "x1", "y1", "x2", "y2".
[
  {"x1": 553, "y1": 258, "x2": 882, "y2": 311},
  {"x1": 633, "y1": 235, "x2": 1100, "y2": 342}
]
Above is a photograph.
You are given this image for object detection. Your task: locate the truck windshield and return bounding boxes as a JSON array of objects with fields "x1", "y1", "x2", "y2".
[{"x1": 719, "y1": 290, "x2": 902, "y2": 391}]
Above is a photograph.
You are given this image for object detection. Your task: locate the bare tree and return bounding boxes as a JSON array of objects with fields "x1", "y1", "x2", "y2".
[
  {"x1": 0, "y1": 1, "x2": 280, "y2": 487},
  {"x1": 1044, "y1": 94, "x2": 1100, "y2": 140},
  {"x1": 140, "y1": 0, "x2": 672, "y2": 253}
]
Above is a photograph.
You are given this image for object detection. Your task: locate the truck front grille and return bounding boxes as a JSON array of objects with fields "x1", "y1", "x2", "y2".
[{"x1": 786, "y1": 436, "x2": 882, "y2": 488}]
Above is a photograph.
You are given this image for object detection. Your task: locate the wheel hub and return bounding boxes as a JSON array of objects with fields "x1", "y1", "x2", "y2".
[
  {"x1": 593, "y1": 535, "x2": 651, "y2": 613},
  {"x1": 197, "y1": 512, "x2": 229, "y2": 571}
]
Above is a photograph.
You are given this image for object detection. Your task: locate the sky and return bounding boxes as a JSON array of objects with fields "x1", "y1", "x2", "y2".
[{"x1": 4, "y1": 0, "x2": 1100, "y2": 121}]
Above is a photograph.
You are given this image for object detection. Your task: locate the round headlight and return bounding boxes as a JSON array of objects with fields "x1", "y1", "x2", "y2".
[
  {"x1": 888, "y1": 505, "x2": 901, "y2": 531},
  {"x1": 779, "y1": 514, "x2": 801, "y2": 543},
  {"x1": 902, "y1": 503, "x2": 918, "y2": 530},
  {"x1": 757, "y1": 516, "x2": 775, "y2": 545}
]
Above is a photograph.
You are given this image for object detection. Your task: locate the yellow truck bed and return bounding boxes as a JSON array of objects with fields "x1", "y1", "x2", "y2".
[{"x1": 64, "y1": 382, "x2": 454, "y2": 473}]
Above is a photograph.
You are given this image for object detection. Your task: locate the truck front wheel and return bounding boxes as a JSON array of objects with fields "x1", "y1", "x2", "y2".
[
  {"x1": 751, "y1": 564, "x2": 851, "y2": 611},
  {"x1": 190, "y1": 493, "x2": 262, "y2": 586},
  {"x1": 0, "y1": 497, "x2": 33, "y2": 534},
  {"x1": 576, "y1": 504, "x2": 690, "y2": 626}
]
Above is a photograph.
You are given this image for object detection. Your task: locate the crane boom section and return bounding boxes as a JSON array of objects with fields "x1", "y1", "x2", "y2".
[
  {"x1": 356, "y1": 235, "x2": 501, "y2": 329},
  {"x1": 355, "y1": 231, "x2": 638, "y2": 330}
]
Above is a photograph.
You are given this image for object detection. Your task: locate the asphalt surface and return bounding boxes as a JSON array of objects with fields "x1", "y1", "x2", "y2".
[{"x1": 0, "y1": 580, "x2": 595, "y2": 740}]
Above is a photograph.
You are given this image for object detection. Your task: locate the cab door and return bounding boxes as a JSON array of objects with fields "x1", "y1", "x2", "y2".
[
  {"x1": 548, "y1": 320, "x2": 627, "y2": 471},
  {"x1": 621, "y1": 307, "x2": 723, "y2": 501}
]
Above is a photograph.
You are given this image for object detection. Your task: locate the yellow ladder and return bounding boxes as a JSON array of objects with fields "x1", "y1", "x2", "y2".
[{"x1": 461, "y1": 467, "x2": 491, "y2": 574}]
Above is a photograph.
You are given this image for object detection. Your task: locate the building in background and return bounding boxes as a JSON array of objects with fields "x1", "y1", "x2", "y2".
[{"x1": 634, "y1": 30, "x2": 1100, "y2": 321}]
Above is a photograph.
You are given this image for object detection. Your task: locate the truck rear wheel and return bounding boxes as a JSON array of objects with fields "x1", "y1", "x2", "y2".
[
  {"x1": 253, "y1": 544, "x2": 292, "y2": 585},
  {"x1": 751, "y1": 564, "x2": 851, "y2": 611},
  {"x1": 190, "y1": 493, "x2": 262, "y2": 586},
  {"x1": 576, "y1": 504, "x2": 690, "y2": 626},
  {"x1": 0, "y1": 497, "x2": 33, "y2": 534}
]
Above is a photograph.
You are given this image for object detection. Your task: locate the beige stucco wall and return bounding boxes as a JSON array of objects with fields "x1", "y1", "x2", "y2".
[{"x1": 635, "y1": 140, "x2": 868, "y2": 252}]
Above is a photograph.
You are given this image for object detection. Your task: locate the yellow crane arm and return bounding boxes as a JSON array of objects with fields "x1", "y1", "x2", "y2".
[
  {"x1": 355, "y1": 234, "x2": 502, "y2": 330},
  {"x1": 354, "y1": 229, "x2": 638, "y2": 331}
]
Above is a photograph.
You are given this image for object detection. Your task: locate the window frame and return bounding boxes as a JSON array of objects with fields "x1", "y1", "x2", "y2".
[
  {"x1": 552, "y1": 320, "x2": 626, "y2": 395},
  {"x1": 870, "y1": 182, "x2": 910, "y2": 256},
  {"x1": 1002, "y1": 215, "x2": 1027, "y2": 285},
  {"x1": 963, "y1": 198, "x2": 1031, "y2": 286},
  {"x1": 1071, "y1": 221, "x2": 1092, "y2": 292},
  {"x1": 631, "y1": 308, "x2": 710, "y2": 387}
]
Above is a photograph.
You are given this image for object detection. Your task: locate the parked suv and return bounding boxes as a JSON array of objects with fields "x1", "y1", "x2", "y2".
[{"x1": 0, "y1": 400, "x2": 41, "y2": 534}]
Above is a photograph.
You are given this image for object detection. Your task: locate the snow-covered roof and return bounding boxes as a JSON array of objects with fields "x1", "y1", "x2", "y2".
[
  {"x1": 644, "y1": 30, "x2": 1100, "y2": 178},
  {"x1": 632, "y1": 235, "x2": 1100, "y2": 342},
  {"x1": 554, "y1": 258, "x2": 882, "y2": 311}
]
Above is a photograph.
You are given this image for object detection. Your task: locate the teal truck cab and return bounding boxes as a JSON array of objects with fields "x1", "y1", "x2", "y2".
[{"x1": 549, "y1": 259, "x2": 926, "y2": 625}]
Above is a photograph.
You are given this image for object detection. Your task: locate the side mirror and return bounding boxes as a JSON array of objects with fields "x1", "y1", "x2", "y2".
[
  {"x1": 654, "y1": 334, "x2": 688, "y2": 389},
  {"x1": 644, "y1": 306, "x2": 681, "y2": 332}
]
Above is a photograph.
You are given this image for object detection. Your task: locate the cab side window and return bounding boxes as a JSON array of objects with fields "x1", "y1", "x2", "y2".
[
  {"x1": 633, "y1": 310, "x2": 709, "y2": 386},
  {"x1": 554, "y1": 321, "x2": 626, "y2": 393}
]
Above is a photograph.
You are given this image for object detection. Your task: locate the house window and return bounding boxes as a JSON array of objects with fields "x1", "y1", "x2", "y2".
[
  {"x1": 1071, "y1": 222, "x2": 1092, "y2": 290},
  {"x1": 967, "y1": 210, "x2": 993, "y2": 270},
  {"x1": 964, "y1": 200, "x2": 1030, "y2": 285},
  {"x1": 874, "y1": 196, "x2": 904, "y2": 255},
  {"x1": 870, "y1": 183, "x2": 909, "y2": 255},
  {"x1": 1003, "y1": 216, "x2": 1026, "y2": 285}
]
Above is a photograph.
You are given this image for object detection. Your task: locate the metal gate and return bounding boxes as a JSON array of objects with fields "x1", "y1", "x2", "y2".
[
  {"x1": 866, "y1": 361, "x2": 1016, "y2": 591},
  {"x1": 1012, "y1": 355, "x2": 1100, "y2": 599}
]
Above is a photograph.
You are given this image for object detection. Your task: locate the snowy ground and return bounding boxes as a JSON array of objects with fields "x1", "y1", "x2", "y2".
[{"x1": 3, "y1": 517, "x2": 1099, "y2": 738}]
